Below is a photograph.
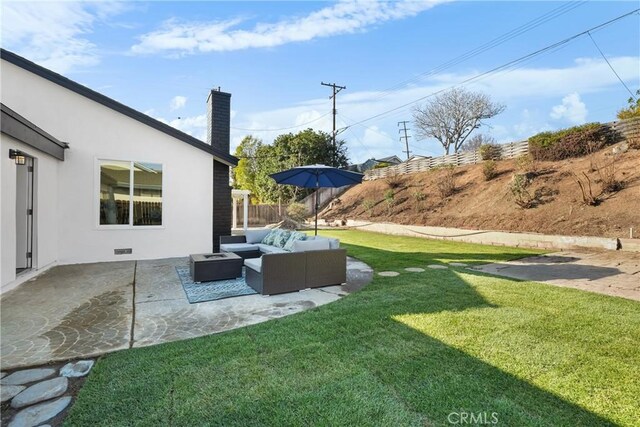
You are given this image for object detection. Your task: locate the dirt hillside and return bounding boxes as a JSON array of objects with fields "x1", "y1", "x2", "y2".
[{"x1": 321, "y1": 143, "x2": 640, "y2": 239}]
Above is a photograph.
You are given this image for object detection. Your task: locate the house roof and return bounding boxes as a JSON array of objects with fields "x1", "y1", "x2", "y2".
[
  {"x1": 1, "y1": 103, "x2": 68, "y2": 161},
  {"x1": 1, "y1": 48, "x2": 237, "y2": 166},
  {"x1": 376, "y1": 155, "x2": 402, "y2": 164}
]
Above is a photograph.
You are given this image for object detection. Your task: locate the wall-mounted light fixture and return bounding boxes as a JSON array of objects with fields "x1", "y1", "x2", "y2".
[{"x1": 9, "y1": 149, "x2": 27, "y2": 165}]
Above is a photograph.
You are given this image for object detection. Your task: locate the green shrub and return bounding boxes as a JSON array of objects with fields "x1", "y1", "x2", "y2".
[
  {"x1": 528, "y1": 123, "x2": 612, "y2": 161},
  {"x1": 617, "y1": 90, "x2": 640, "y2": 120},
  {"x1": 384, "y1": 170, "x2": 404, "y2": 189},
  {"x1": 435, "y1": 164, "x2": 457, "y2": 198},
  {"x1": 286, "y1": 203, "x2": 308, "y2": 222},
  {"x1": 509, "y1": 174, "x2": 535, "y2": 208},
  {"x1": 412, "y1": 190, "x2": 427, "y2": 202},
  {"x1": 514, "y1": 154, "x2": 538, "y2": 174},
  {"x1": 482, "y1": 160, "x2": 498, "y2": 181},
  {"x1": 412, "y1": 190, "x2": 427, "y2": 210},
  {"x1": 362, "y1": 199, "x2": 375, "y2": 215},
  {"x1": 479, "y1": 143, "x2": 502, "y2": 160},
  {"x1": 384, "y1": 189, "x2": 395, "y2": 214}
]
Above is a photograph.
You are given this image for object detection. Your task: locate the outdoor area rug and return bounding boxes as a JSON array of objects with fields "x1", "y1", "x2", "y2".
[{"x1": 175, "y1": 266, "x2": 257, "y2": 304}]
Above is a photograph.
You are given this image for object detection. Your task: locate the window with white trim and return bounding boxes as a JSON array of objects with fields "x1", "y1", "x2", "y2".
[{"x1": 99, "y1": 160, "x2": 163, "y2": 226}]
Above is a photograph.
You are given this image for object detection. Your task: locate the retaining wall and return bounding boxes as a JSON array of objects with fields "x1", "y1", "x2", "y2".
[{"x1": 345, "y1": 220, "x2": 633, "y2": 252}]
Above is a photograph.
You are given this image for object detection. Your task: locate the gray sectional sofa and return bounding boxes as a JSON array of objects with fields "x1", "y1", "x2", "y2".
[{"x1": 220, "y1": 229, "x2": 346, "y2": 295}]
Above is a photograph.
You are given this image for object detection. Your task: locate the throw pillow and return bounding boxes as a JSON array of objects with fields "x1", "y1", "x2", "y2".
[
  {"x1": 292, "y1": 239, "x2": 330, "y2": 252},
  {"x1": 273, "y1": 229, "x2": 292, "y2": 248},
  {"x1": 246, "y1": 229, "x2": 271, "y2": 244},
  {"x1": 261, "y1": 229, "x2": 278, "y2": 245},
  {"x1": 283, "y1": 231, "x2": 307, "y2": 251}
]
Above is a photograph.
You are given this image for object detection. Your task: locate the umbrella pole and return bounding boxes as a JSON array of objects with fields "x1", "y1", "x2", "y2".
[{"x1": 315, "y1": 177, "x2": 319, "y2": 236}]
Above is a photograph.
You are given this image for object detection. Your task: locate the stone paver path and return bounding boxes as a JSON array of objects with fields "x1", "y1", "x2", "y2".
[
  {"x1": 405, "y1": 267, "x2": 425, "y2": 272},
  {"x1": 472, "y1": 250, "x2": 640, "y2": 301},
  {"x1": 378, "y1": 271, "x2": 400, "y2": 277},
  {"x1": 428, "y1": 264, "x2": 449, "y2": 270},
  {"x1": 1, "y1": 257, "x2": 372, "y2": 370},
  {"x1": 1, "y1": 359, "x2": 93, "y2": 427}
]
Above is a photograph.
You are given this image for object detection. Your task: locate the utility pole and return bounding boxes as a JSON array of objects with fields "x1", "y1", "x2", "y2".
[
  {"x1": 321, "y1": 82, "x2": 346, "y2": 166},
  {"x1": 398, "y1": 121, "x2": 412, "y2": 160}
]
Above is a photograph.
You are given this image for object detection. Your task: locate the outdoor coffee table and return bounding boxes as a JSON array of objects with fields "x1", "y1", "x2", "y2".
[{"x1": 189, "y1": 252, "x2": 243, "y2": 282}]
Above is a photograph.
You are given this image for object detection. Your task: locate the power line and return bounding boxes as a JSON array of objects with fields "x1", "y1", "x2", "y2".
[
  {"x1": 231, "y1": 111, "x2": 331, "y2": 132},
  {"x1": 370, "y1": 1, "x2": 587, "y2": 102},
  {"x1": 345, "y1": 8, "x2": 640, "y2": 129},
  {"x1": 398, "y1": 121, "x2": 412, "y2": 160},
  {"x1": 587, "y1": 31, "x2": 637, "y2": 100},
  {"x1": 321, "y1": 81, "x2": 347, "y2": 166}
]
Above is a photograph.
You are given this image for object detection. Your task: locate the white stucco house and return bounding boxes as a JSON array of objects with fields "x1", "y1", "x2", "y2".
[{"x1": 0, "y1": 49, "x2": 237, "y2": 293}]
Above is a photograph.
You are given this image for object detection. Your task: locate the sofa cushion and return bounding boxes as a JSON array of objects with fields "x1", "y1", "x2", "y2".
[
  {"x1": 257, "y1": 244, "x2": 287, "y2": 254},
  {"x1": 245, "y1": 229, "x2": 271, "y2": 244},
  {"x1": 261, "y1": 229, "x2": 278, "y2": 245},
  {"x1": 283, "y1": 231, "x2": 307, "y2": 251},
  {"x1": 244, "y1": 257, "x2": 262, "y2": 273},
  {"x1": 292, "y1": 239, "x2": 330, "y2": 252},
  {"x1": 273, "y1": 229, "x2": 292, "y2": 248},
  {"x1": 220, "y1": 243, "x2": 259, "y2": 253},
  {"x1": 307, "y1": 236, "x2": 340, "y2": 249}
]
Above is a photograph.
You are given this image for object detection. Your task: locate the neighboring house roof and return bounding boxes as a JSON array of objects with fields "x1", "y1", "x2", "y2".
[
  {"x1": 1, "y1": 48, "x2": 237, "y2": 166},
  {"x1": 1, "y1": 103, "x2": 68, "y2": 161},
  {"x1": 376, "y1": 155, "x2": 402, "y2": 164}
]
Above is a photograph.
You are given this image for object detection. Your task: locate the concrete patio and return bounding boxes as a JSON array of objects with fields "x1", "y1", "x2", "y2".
[
  {"x1": 472, "y1": 250, "x2": 640, "y2": 301},
  {"x1": 1, "y1": 257, "x2": 373, "y2": 370}
]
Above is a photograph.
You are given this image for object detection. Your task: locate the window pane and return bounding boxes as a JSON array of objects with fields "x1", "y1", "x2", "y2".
[
  {"x1": 100, "y1": 160, "x2": 131, "y2": 225},
  {"x1": 132, "y1": 162, "x2": 162, "y2": 226}
]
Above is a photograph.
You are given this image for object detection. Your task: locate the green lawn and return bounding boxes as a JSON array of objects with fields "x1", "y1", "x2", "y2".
[{"x1": 65, "y1": 230, "x2": 640, "y2": 426}]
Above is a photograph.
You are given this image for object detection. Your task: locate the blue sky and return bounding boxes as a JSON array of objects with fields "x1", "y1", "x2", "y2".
[{"x1": 2, "y1": 1, "x2": 639, "y2": 163}]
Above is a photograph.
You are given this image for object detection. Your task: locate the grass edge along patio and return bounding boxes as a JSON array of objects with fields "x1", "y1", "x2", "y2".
[{"x1": 65, "y1": 230, "x2": 639, "y2": 427}]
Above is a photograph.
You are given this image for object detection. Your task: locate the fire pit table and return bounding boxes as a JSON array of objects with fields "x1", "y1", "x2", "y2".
[{"x1": 189, "y1": 252, "x2": 243, "y2": 282}]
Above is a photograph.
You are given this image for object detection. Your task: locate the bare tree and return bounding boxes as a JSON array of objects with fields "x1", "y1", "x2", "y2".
[
  {"x1": 413, "y1": 88, "x2": 505, "y2": 155},
  {"x1": 460, "y1": 134, "x2": 495, "y2": 152}
]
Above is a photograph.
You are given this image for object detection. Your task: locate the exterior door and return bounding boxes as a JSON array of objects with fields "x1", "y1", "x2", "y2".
[{"x1": 15, "y1": 157, "x2": 34, "y2": 273}]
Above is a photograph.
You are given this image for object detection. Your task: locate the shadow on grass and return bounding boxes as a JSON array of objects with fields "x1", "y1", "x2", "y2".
[{"x1": 65, "y1": 245, "x2": 618, "y2": 426}]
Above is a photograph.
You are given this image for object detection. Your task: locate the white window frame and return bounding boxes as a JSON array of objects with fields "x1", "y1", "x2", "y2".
[{"x1": 95, "y1": 158, "x2": 164, "y2": 230}]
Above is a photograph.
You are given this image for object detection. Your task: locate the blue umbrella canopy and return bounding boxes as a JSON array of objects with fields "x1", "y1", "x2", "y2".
[
  {"x1": 270, "y1": 164, "x2": 364, "y2": 188},
  {"x1": 270, "y1": 164, "x2": 364, "y2": 234}
]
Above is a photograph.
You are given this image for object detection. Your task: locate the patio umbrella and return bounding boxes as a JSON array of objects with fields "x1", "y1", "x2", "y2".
[{"x1": 270, "y1": 164, "x2": 364, "y2": 235}]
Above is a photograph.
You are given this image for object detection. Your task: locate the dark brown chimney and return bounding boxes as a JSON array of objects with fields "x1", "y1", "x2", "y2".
[{"x1": 207, "y1": 88, "x2": 231, "y2": 152}]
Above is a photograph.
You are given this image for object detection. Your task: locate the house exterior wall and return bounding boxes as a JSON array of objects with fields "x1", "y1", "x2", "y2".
[
  {"x1": 1, "y1": 60, "x2": 214, "y2": 279},
  {"x1": 1, "y1": 135, "x2": 59, "y2": 291}
]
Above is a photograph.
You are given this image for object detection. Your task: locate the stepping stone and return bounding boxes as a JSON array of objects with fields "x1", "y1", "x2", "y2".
[
  {"x1": 11, "y1": 377, "x2": 68, "y2": 409},
  {"x1": 60, "y1": 360, "x2": 94, "y2": 378},
  {"x1": 1, "y1": 385, "x2": 25, "y2": 403},
  {"x1": 378, "y1": 271, "x2": 400, "y2": 277},
  {"x1": 449, "y1": 262, "x2": 468, "y2": 267},
  {"x1": 427, "y1": 265, "x2": 448, "y2": 270},
  {"x1": 404, "y1": 267, "x2": 425, "y2": 272},
  {"x1": 1, "y1": 368, "x2": 56, "y2": 385},
  {"x1": 8, "y1": 396, "x2": 71, "y2": 427}
]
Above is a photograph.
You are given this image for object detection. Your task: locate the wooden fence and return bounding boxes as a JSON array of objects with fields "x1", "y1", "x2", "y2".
[
  {"x1": 300, "y1": 185, "x2": 353, "y2": 213},
  {"x1": 364, "y1": 117, "x2": 640, "y2": 181},
  {"x1": 364, "y1": 140, "x2": 529, "y2": 180},
  {"x1": 234, "y1": 203, "x2": 289, "y2": 226}
]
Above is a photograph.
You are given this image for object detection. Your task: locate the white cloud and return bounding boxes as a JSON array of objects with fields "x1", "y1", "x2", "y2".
[
  {"x1": 1, "y1": 1, "x2": 128, "y2": 73},
  {"x1": 144, "y1": 56, "x2": 638, "y2": 163},
  {"x1": 170, "y1": 95, "x2": 187, "y2": 111},
  {"x1": 131, "y1": 0, "x2": 447, "y2": 55},
  {"x1": 550, "y1": 93, "x2": 588, "y2": 124},
  {"x1": 225, "y1": 56, "x2": 638, "y2": 162}
]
